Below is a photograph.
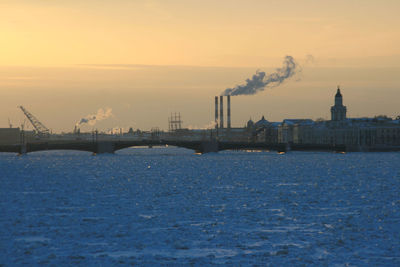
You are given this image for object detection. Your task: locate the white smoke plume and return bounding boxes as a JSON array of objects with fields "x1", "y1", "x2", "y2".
[
  {"x1": 187, "y1": 121, "x2": 217, "y2": 130},
  {"x1": 204, "y1": 121, "x2": 217, "y2": 129},
  {"x1": 76, "y1": 107, "x2": 113, "y2": 127},
  {"x1": 222, "y1": 55, "x2": 300, "y2": 96},
  {"x1": 108, "y1": 127, "x2": 125, "y2": 134}
]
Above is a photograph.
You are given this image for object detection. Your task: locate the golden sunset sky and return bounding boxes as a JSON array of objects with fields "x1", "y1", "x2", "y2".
[{"x1": 1, "y1": 0, "x2": 399, "y2": 132}]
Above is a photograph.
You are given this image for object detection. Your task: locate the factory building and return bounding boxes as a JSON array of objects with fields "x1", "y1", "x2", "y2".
[
  {"x1": 0, "y1": 128, "x2": 20, "y2": 145},
  {"x1": 0, "y1": 128, "x2": 36, "y2": 145}
]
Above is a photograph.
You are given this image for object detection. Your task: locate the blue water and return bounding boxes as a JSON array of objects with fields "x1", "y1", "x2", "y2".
[{"x1": 1, "y1": 148, "x2": 399, "y2": 266}]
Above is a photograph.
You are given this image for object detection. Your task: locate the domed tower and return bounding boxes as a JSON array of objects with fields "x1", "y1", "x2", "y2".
[
  {"x1": 330, "y1": 86, "x2": 347, "y2": 121},
  {"x1": 246, "y1": 118, "x2": 255, "y2": 129},
  {"x1": 255, "y1": 116, "x2": 270, "y2": 128}
]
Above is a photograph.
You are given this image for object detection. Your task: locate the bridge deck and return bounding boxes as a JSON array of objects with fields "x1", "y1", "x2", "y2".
[{"x1": 0, "y1": 139, "x2": 354, "y2": 154}]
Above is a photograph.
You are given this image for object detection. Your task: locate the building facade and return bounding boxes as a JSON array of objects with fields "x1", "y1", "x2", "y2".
[{"x1": 274, "y1": 88, "x2": 400, "y2": 149}]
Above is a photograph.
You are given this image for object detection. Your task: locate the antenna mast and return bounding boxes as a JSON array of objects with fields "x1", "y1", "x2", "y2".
[
  {"x1": 18, "y1": 106, "x2": 50, "y2": 137},
  {"x1": 168, "y1": 112, "x2": 183, "y2": 132}
]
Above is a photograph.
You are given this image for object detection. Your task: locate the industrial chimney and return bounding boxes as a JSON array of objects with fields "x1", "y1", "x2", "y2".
[
  {"x1": 219, "y1": 95, "x2": 224, "y2": 129},
  {"x1": 227, "y1": 95, "x2": 231, "y2": 129},
  {"x1": 215, "y1": 96, "x2": 219, "y2": 129}
]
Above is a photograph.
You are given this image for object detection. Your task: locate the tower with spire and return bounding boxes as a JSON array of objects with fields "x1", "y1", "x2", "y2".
[{"x1": 330, "y1": 86, "x2": 347, "y2": 121}]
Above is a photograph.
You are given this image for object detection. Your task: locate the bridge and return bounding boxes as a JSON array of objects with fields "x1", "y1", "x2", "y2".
[{"x1": 0, "y1": 139, "x2": 347, "y2": 155}]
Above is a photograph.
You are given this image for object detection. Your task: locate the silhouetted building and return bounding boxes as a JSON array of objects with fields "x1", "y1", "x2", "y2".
[
  {"x1": 0, "y1": 128, "x2": 20, "y2": 144},
  {"x1": 331, "y1": 87, "x2": 347, "y2": 121},
  {"x1": 274, "y1": 87, "x2": 400, "y2": 150}
]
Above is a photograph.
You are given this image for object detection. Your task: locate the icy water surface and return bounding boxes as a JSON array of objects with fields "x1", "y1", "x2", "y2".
[{"x1": 1, "y1": 148, "x2": 399, "y2": 266}]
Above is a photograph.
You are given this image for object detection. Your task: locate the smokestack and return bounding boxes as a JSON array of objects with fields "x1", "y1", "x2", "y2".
[
  {"x1": 214, "y1": 96, "x2": 219, "y2": 129},
  {"x1": 219, "y1": 95, "x2": 224, "y2": 129},
  {"x1": 227, "y1": 95, "x2": 231, "y2": 129}
]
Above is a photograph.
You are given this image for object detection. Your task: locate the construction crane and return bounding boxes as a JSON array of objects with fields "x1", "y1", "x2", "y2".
[{"x1": 19, "y1": 106, "x2": 50, "y2": 137}]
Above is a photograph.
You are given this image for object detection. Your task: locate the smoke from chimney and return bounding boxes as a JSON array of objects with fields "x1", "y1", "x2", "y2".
[
  {"x1": 76, "y1": 107, "x2": 113, "y2": 127},
  {"x1": 221, "y1": 55, "x2": 300, "y2": 96}
]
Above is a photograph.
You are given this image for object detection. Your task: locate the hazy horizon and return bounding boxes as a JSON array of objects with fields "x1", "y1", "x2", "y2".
[{"x1": 1, "y1": 0, "x2": 399, "y2": 132}]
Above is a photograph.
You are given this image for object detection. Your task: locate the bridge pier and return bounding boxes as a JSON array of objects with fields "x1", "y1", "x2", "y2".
[
  {"x1": 95, "y1": 142, "x2": 115, "y2": 154},
  {"x1": 285, "y1": 142, "x2": 291, "y2": 152},
  {"x1": 19, "y1": 144, "x2": 27, "y2": 155},
  {"x1": 198, "y1": 140, "x2": 219, "y2": 154}
]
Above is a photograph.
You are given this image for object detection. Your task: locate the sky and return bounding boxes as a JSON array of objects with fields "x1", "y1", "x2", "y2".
[{"x1": 1, "y1": 0, "x2": 399, "y2": 132}]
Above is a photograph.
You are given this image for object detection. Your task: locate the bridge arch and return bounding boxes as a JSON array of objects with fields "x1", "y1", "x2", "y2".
[
  {"x1": 24, "y1": 143, "x2": 97, "y2": 154},
  {"x1": 25, "y1": 149, "x2": 93, "y2": 155}
]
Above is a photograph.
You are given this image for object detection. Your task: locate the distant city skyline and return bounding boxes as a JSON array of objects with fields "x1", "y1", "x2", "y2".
[{"x1": 1, "y1": 0, "x2": 399, "y2": 132}]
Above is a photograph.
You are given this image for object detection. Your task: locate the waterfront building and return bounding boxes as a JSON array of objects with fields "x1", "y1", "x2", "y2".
[
  {"x1": 0, "y1": 128, "x2": 20, "y2": 145},
  {"x1": 331, "y1": 87, "x2": 347, "y2": 122},
  {"x1": 279, "y1": 88, "x2": 400, "y2": 149}
]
